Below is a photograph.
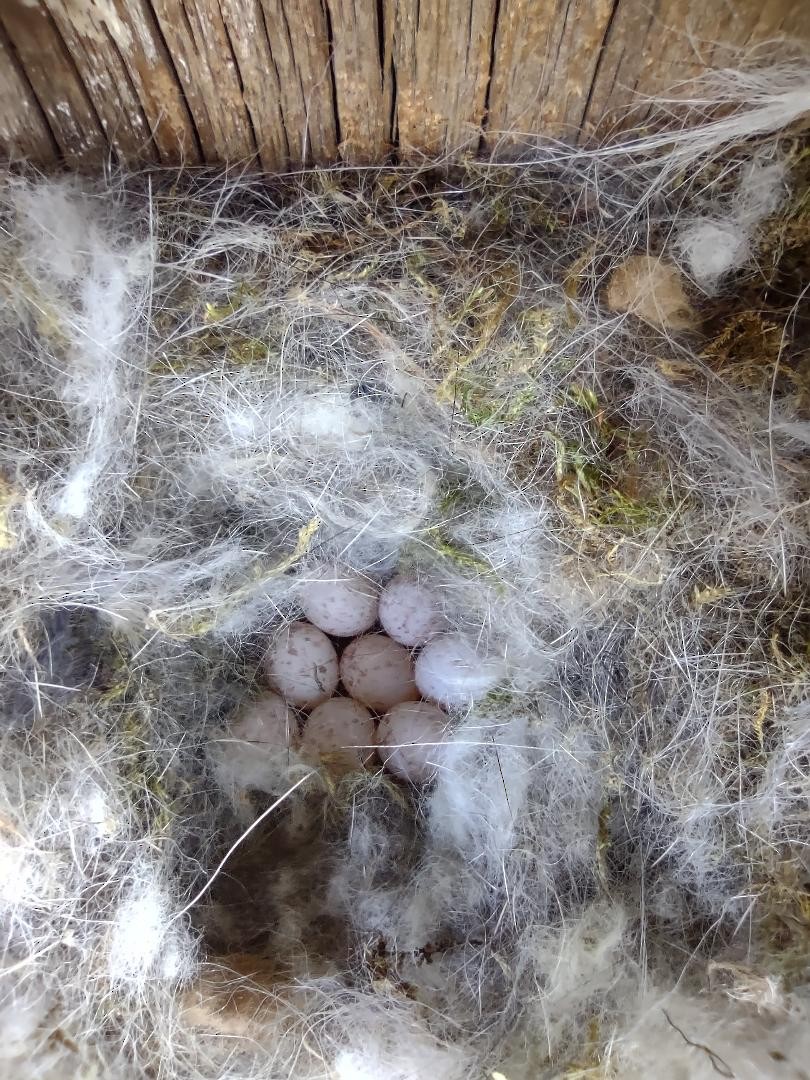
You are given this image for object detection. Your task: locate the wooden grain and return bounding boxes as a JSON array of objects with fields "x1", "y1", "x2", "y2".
[
  {"x1": 156, "y1": 0, "x2": 339, "y2": 168},
  {"x1": 389, "y1": 0, "x2": 498, "y2": 157},
  {"x1": 485, "y1": 0, "x2": 810, "y2": 144},
  {"x1": 486, "y1": 0, "x2": 619, "y2": 145},
  {"x1": 215, "y1": 0, "x2": 289, "y2": 168},
  {"x1": 0, "y1": 0, "x2": 807, "y2": 168},
  {"x1": 0, "y1": 0, "x2": 107, "y2": 168},
  {"x1": 0, "y1": 21, "x2": 58, "y2": 164},
  {"x1": 92, "y1": 0, "x2": 200, "y2": 163},
  {"x1": 42, "y1": 0, "x2": 158, "y2": 164},
  {"x1": 327, "y1": 0, "x2": 392, "y2": 162},
  {"x1": 149, "y1": 0, "x2": 255, "y2": 162},
  {"x1": 580, "y1": 0, "x2": 810, "y2": 139},
  {"x1": 249, "y1": 0, "x2": 339, "y2": 166}
]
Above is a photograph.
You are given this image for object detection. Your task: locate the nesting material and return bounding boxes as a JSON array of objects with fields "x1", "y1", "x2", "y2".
[
  {"x1": 229, "y1": 692, "x2": 294, "y2": 747},
  {"x1": 604, "y1": 254, "x2": 697, "y2": 330},
  {"x1": 676, "y1": 218, "x2": 750, "y2": 289},
  {"x1": 677, "y1": 158, "x2": 788, "y2": 291},
  {"x1": 1, "y1": 61, "x2": 809, "y2": 1080}
]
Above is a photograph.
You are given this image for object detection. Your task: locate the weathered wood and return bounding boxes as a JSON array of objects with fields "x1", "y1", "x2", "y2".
[
  {"x1": 486, "y1": 0, "x2": 619, "y2": 144},
  {"x1": 0, "y1": 21, "x2": 58, "y2": 165},
  {"x1": 0, "y1": 1, "x2": 108, "y2": 168},
  {"x1": 250, "y1": 0, "x2": 338, "y2": 166},
  {"x1": 328, "y1": 0, "x2": 391, "y2": 162},
  {"x1": 0, "y1": 0, "x2": 807, "y2": 169},
  {"x1": 42, "y1": 0, "x2": 159, "y2": 164},
  {"x1": 152, "y1": 0, "x2": 339, "y2": 168},
  {"x1": 487, "y1": 0, "x2": 810, "y2": 144},
  {"x1": 389, "y1": 0, "x2": 498, "y2": 157},
  {"x1": 82, "y1": 0, "x2": 201, "y2": 164},
  {"x1": 579, "y1": 0, "x2": 810, "y2": 139},
  {"x1": 149, "y1": 0, "x2": 257, "y2": 163}
]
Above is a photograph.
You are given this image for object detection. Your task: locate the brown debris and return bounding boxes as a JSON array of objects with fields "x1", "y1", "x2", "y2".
[
  {"x1": 181, "y1": 954, "x2": 283, "y2": 1037},
  {"x1": 605, "y1": 255, "x2": 697, "y2": 331}
]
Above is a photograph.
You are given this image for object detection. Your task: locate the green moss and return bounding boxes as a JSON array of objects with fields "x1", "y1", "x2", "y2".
[
  {"x1": 451, "y1": 375, "x2": 535, "y2": 426},
  {"x1": 426, "y1": 527, "x2": 494, "y2": 575},
  {"x1": 540, "y1": 383, "x2": 676, "y2": 538}
]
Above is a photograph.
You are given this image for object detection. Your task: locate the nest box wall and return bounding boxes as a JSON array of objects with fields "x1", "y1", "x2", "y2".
[{"x1": 0, "y1": 0, "x2": 809, "y2": 170}]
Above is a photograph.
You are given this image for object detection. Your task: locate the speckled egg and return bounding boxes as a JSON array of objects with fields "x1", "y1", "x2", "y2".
[
  {"x1": 414, "y1": 633, "x2": 502, "y2": 708},
  {"x1": 265, "y1": 621, "x2": 339, "y2": 709},
  {"x1": 339, "y1": 633, "x2": 419, "y2": 712},
  {"x1": 377, "y1": 701, "x2": 448, "y2": 783},
  {"x1": 299, "y1": 565, "x2": 379, "y2": 637},
  {"x1": 229, "y1": 692, "x2": 295, "y2": 748},
  {"x1": 378, "y1": 576, "x2": 442, "y2": 646},
  {"x1": 300, "y1": 697, "x2": 375, "y2": 773}
]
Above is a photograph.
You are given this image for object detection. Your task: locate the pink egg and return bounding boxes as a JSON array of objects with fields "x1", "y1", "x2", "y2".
[
  {"x1": 299, "y1": 565, "x2": 379, "y2": 637},
  {"x1": 378, "y1": 576, "x2": 442, "y2": 646},
  {"x1": 377, "y1": 701, "x2": 448, "y2": 783},
  {"x1": 300, "y1": 697, "x2": 375, "y2": 773},
  {"x1": 339, "y1": 633, "x2": 419, "y2": 712},
  {"x1": 229, "y1": 692, "x2": 295, "y2": 748},
  {"x1": 414, "y1": 634, "x2": 502, "y2": 708},
  {"x1": 265, "y1": 621, "x2": 339, "y2": 708}
]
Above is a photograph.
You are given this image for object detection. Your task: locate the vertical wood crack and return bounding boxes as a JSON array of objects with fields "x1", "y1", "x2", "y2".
[
  {"x1": 217, "y1": 0, "x2": 259, "y2": 160},
  {"x1": 144, "y1": 0, "x2": 204, "y2": 162},
  {"x1": 255, "y1": 0, "x2": 291, "y2": 163},
  {"x1": 578, "y1": 0, "x2": 622, "y2": 140},
  {"x1": 320, "y1": 0, "x2": 342, "y2": 151},
  {"x1": 480, "y1": 0, "x2": 501, "y2": 145},
  {"x1": 102, "y1": 24, "x2": 159, "y2": 162}
]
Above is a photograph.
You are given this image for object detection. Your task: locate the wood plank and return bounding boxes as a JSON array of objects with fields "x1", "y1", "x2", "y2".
[
  {"x1": 41, "y1": 0, "x2": 158, "y2": 165},
  {"x1": 152, "y1": 0, "x2": 340, "y2": 169},
  {"x1": 580, "y1": 0, "x2": 810, "y2": 139},
  {"x1": 148, "y1": 0, "x2": 257, "y2": 163},
  {"x1": 326, "y1": 0, "x2": 392, "y2": 162},
  {"x1": 0, "y1": 0, "x2": 808, "y2": 169},
  {"x1": 0, "y1": 0, "x2": 107, "y2": 169},
  {"x1": 389, "y1": 0, "x2": 498, "y2": 158},
  {"x1": 243, "y1": 0, "x2": 338, "y2": 167},
  {"x1": 102, "y1": 0, "x2": 201, "y2": 164},
  {"x1": 0, "y1": 20, "x2": 58, "y2": 165},
  {"x1": 487, "y1": 0, "x2": 628, "y2": 145},
  {"x1": 4, "y1": 0, "x2": 199, "y2": 167},
  {"x1": 216, "y1": 0, "x2": 293, "y2": 171},
  {"x1": 486, "y1": 0, "x2": 810, "y2": 148}
]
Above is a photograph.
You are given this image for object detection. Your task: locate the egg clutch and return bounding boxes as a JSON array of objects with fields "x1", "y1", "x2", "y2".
[{"x1": 229, "y1": 569, "x2": 503, "y2": 784}]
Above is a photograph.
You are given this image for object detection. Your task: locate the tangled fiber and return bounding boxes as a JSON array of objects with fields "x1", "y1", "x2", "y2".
[{"x1": 0, "y1": 61, "x2": 809, "y2": 1080}]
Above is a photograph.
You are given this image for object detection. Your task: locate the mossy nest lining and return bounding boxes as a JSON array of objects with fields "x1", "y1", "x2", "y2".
[{"x1": 0, "y1": 67, "x2": 809, "y2": 1080}]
